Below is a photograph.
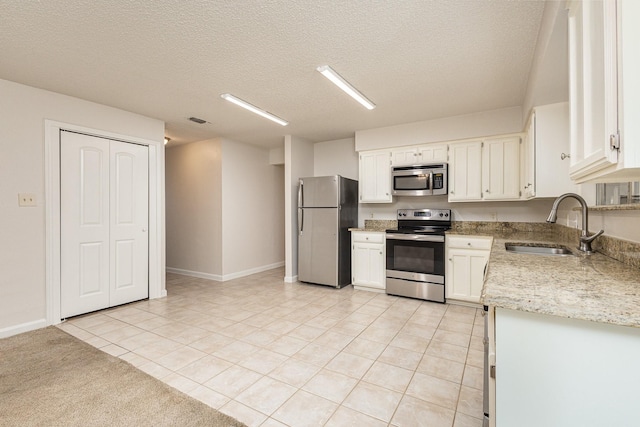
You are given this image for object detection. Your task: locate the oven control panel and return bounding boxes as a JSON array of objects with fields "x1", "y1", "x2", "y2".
[{"x1": 397, "y1": 209, "x2": 451, "y2": 220}]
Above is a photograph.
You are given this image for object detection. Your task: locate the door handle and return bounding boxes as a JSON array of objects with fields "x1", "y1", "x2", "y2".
[
  {"x1": 298, "y1": 208, "x2": 304, "y2": 235},
  {"x1": 298, "y1": 179, "x2": 303, "y2": 208}
]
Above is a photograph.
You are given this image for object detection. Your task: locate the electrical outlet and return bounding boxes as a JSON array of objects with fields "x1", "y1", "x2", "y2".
[{"x1": 18, "y1": 193, "x2": 37, "y2": 207}]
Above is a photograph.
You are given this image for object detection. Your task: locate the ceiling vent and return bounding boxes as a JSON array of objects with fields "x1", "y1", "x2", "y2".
[{"x1": 189, "y1": 117, "x2": 207, "y2": 124}]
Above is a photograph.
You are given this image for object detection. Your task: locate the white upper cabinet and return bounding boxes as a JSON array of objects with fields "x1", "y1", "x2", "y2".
[
  {"x1": 358, "y1": 149, "x2": 392, "y2": 203},
  {"x1": 391, "y1": 143, "x2": 448, "y2": 166},
  {"x1": 448, "y1": 141, "x2": 483, "y2": 201},
  {"x1": 449, "y1": 137, "x2": 520, "y2": 202},
  {"x1": 568, "y1": 0, "x2": 640, "y2": 182},
  {"x1": 482, "y1": 136, "x2": 521, "y2": 200},
  {"x1": 521, "y1": 103, "x2": 577, "y2": 199}
]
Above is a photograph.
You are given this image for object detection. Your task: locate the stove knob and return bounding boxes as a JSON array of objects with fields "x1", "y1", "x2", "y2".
[
  {"x1": 439, "y1": 213, "x2": 443, "y2": 217},
  {"x1": 445, "y1": 213, "x2": 449, "y2": 217}
]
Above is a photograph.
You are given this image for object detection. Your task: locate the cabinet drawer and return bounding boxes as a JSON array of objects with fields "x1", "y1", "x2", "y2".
[
  {"x1": 447, "y1": 235, "x2": 492, "y2": 250},
  {"x1": 352, "y1": 232, "x2": 385, "y2": 244}
]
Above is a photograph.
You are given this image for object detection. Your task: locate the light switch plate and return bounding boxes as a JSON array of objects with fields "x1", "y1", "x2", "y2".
[{"x1": 18, "y1": 193, "x2": 37, "y2": 207}]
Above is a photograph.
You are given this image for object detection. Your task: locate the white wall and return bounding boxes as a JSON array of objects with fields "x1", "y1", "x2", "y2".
[
  {"x1": 284, "y1": 135, "x2": 314, "y2": 281},
  {"x1": 0, "y1": 78, "x2": 164, "y2": 335},
  {"x1": 221, "y1": 139, "x2": 285, "y2": 277},
  {"x1": 165, "y1": 139, "x2": 223, "y2": 276},
  {"x1": 355, "y1": 106, "x2": 522, "y2": 151},
  {"x1": 166, "y1": 138, "x2": 285, "y2": 280},
  {"x1": 314, "y1": 138, "x2": 358, "y2": 180}
]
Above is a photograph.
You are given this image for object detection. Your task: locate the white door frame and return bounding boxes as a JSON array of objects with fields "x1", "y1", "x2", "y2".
[{"x1": 44, "y1": 120, "x2": 166, "y2": 324}]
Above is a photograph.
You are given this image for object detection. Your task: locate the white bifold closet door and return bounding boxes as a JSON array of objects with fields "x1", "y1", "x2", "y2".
[{"x1": 60, "y1": 130, "x2": 149, "y2": 318}]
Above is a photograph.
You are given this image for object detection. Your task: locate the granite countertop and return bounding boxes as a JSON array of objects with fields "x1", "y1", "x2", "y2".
[
  {"x1": 349, "y1": 219, "x2": 397, "y2": 232},
  {"x1": 478, "y1": 230, "x2": 640, "y2": 328}
]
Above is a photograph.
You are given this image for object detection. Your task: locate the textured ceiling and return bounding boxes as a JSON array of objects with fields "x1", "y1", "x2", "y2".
[{"x1": 0, "y1": 0, "x2": 545, "y2": 148}]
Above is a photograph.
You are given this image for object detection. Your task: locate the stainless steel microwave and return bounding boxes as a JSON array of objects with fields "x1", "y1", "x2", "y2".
[{"x1": 391, "y1": 163, "x2": 448, "y2": 196}]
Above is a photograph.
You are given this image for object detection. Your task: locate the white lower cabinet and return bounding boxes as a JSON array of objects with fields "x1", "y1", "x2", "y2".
[
  {"x1": 351, "y1": 231, "x2": 386, "y2": 292},
  {"x1": 493, "y1": 307, "x2": 640, "y2": 426},
  {"x1": 445, "y1": 235, "x2": 492, "y2": 303}
]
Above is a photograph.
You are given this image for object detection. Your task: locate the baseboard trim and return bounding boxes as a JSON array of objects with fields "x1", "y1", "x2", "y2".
[
  {"x1": 166, "y1": 261, "x2": 285, "y2": 282},
  {"x1": 0, "y1": 318, "x2": 48, "y2": 339},
  {"x1": 284, "y1": 275, "x2": 298, "y2": 283}
]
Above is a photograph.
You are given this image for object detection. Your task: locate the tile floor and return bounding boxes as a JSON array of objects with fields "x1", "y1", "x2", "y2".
[{"x1": 58, "y1": 268, "x2": 485, "y2": 427}]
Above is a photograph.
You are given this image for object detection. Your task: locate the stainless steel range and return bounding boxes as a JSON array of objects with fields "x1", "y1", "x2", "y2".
[{"x1": 385, "y1": 208, "x2": 451, "y2": 302}]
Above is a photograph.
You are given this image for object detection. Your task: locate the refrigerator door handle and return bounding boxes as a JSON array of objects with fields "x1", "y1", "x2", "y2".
[
  {"x1": 298, "y1": 179, "x2": 304, "y2": 208},
  {"x1": 298, "y1": 208, "x2": 304, "y2": 235}
]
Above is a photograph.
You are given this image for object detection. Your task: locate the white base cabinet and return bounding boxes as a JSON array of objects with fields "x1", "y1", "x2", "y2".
[
  {"x1": 493, "y1": 307, "x2": 640, "y2": 427},
  {"x1": 351, "y1": 231, "x2": 386, "y2": 292},
  {"x1": 445, "y1": 235, "x2": 492, "y2": 303}
]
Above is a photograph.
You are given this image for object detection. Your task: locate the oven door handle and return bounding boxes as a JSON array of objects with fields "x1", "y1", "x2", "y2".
[
  {"x1": 429, "y1": 172, "x2": 434, "y2": 195},
  {"x1": 386, "y1": 233, "x2": 445, "y2": 243}
]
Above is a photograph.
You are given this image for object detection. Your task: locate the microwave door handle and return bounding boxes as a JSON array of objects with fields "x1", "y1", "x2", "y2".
[{"x1": 429, "y1": 172, "x2": 434, "y2": 195}]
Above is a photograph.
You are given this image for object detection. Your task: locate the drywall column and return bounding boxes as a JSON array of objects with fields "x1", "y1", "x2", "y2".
[{"x1": 284, "y1": 135, "x2": 314, "y2": 282}]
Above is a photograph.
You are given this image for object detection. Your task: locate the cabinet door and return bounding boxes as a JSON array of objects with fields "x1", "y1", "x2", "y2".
[
  {"x1": 482, "y1": 136, "x2": 520, "y2": 200},
  {"x1": 359, "y1": 150, "x2": 392, "y2": 203},
  {"x1": 391, "y1": 148, "x2": 419, "y2": 166},
  {"x1": 352, "y1": 242, "x2": 385, "y2": 289},
  {"x1": 568, "y1": 0, "x2": 619, "y2": 181},
  {"x1": 417, "y1": 144, "x2": 448, "y2": 163},
  {"x1": 448, "y1": 141, "x2": 483, "y2": 201},
  {"x1": 521, "y1": 113, "x2": 535, "y2": 199},
  {"x1": 447, "y1": 248, "x2": 489, "y2": 302}
]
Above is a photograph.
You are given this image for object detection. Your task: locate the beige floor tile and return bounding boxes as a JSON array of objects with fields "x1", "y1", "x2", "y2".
[
  {"x1": 462, "y1": 364, "x2": 484, "y2": 390},
  {"x1": 266, "y1": 335, "x2": 309, "y2": 356},
  {"x1": 194, "y1": 316, "x2": 235, "y2": 332},
  {"x1": 118, "y1": 351, "x2": 149, "y2": 367},
  {"x1": 377, "y1": 346, "x2": 423, "y2": 370},
  {"x1": 432, "y1": 329, "x2": 472, "y2": 348},
  {"x1": 469, "y1": 335, "x2": 484, "y2": 352},
  {"x1": 66, "y1": 313, "x2": 111, "y2": 329},
  {"x1": 342, "y1": 381, "x2": 403, "y2": 423},
  {"x1": 325, "y1": 351, "x2": 374, "y2": 379},
  {"x1": 406, "y1": 372, "x2": 461, "y2": 410},
  {"x1": 426, "y1": 340, "x2": 469, "y2": 364},
  {"x1": 260, "y1": 417, "x2": 288, "y2": 427},
  {"x1": 287, "y1": 324, "x2": 326, "y2": 341},
  {"x1": 306, "y1": 314, "x2": 342, "y2": 329},
  {"x1": 220, "y1": 400, "x2": 268, "y2": 426},
  {"x1": 292, "y1": 342, "x2": 341, "y2": 367},
  {"x1": 302, "y1": 369, "x2": 358, "y2": 404},
  {"x1": 268, "y1": 359, "x2": 321, "y2": 388},
  {"x1": 187, "y1": 385, "x2": 230, "y2": 409},
  {"x1": 163, "y1": 372, "x2": 200, "y2": 394},
  {"x1": 178, "y1": 355, "x2": 233, "y2": 383},
  {"x1": 134, "y1": 316, "x2": 174, "y2": 331},
  {"x1": 218, "y1": 322, "x2": 259, "y2": 339},
  {"x1": 156, "y1": 346, "x2": 207, "y2": 371},
  {"x1": 189, "y1": 332, "x2": 235, "y2": 354},
  {"x1": 83, "y1": 335, "x2": 110, "y2": 349},
  {"x1": 439, "y1": 317, "x2": 475, "y2": 334},
  {"x1": 236, "y1": 377, "x2": 297, "y2": 416},
  {"x1": 204, "y1": 365, "x2": 263, "y2": 399},
  {"x1": 417, "y1": 355, "x2": 465, "y2": 383},
  {"x1": 213, "y1": 340, "x2": 261, "y2": 362},
  {"x1": 391, "y1": 394, "x2": 456, "y2": 427},
  {"x1": 389, "y1": 332, "x2": 430, "y2": 353},
  {"x1": 241, "y1": 313, "x2": 278, "y2": 328},
  {"x1": 117, "y1": 331, "x2": 164, "y2": 351},
  {"x1": 238, "y1": 349, "x2": 288, "y2": 375},
  {"x1": 240, "y1": 329, "x2": 281, "y2": 347},
  {"x1": 272, "y1": 390, "x2": 338, "y2": 426},
  {"x1": 264, "y1": 319, "x2": 300, "y2": 335},
  {"x1": 466, "y1": 348, "x2": 484, "y2": 368},
  {"x1": 400, "y1": 322, "x2": 437, "y2": 340},
  {"x1": 457, "y1": 385, "x2": 484, "y2": 418},
  {"x1": 137, "y1": 360, "x2": 173, "y2": 379},
  {"x1": 325, "y1": 405, "x2": 388, "y2": 427},
  {"x1": 362, "y1": 360, "x2": 414, "y2": 393},
  {"x1": 358, "y1": 325, "x2": 400, "y2": 344},
  {"x1": 57, "y1": 323, "x2": 95, "y2": 340},
  {"x1": 100, "y1": 325, "x2": 145, "y2": 344},
  {"x1": 342, "y1": 337, "x2": 387, "y2": 360},
  {"x1": 453, "y1": 412, "x2": 484, "y2": 427},
  {"x1": 81, "y1": 318, "x2": 129, "y2": 336},
  {"x1": 312, "y1": 330, "x2": 354, "y2": 350},
  {"x1": 100, "y1": 343, "x2": 128, "y2": 357}
]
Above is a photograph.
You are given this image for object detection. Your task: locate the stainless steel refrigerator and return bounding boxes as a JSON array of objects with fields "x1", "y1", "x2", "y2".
[{"x1": 298, "y1": 175, "x2": 358, "y2": 288}]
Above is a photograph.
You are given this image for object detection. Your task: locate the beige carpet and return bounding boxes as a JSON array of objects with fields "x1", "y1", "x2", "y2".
[{"x1": 0, "y1": 327, "x2": 246, "y2": 427}]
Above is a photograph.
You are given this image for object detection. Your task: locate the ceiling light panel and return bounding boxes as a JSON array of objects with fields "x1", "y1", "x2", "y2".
[
  {"x1": 317, "y1": 65, "x2": 376, "y2": 110},
  {"x1": 220, "y1": 93, "x2": 289, "y2": 126}
]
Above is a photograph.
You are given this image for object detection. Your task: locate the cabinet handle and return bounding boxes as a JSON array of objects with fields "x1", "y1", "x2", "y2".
[
  {"x1": 560, "y1": 153, "x2": 570, "y2": 160},
  {"x1": 485, "y1": 189, "x2": 489, "y2": 193},
  {"x1": 450, "y1": 191, "x2": 454, "y2": 195},
  {"x1": 449, "y1": 258, "x2": 452, "y2": 261},
  {"x1": 467, "y1": 242, "x2": 472, "y2": 246}
]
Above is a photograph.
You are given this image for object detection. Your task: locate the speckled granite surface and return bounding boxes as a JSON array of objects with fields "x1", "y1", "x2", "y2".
[
  {"x1": 349, "y1": 219, "x2": 397, "y2": 232},
  {"x1": 452, "y1": 222, "x2": 640, "y2": 328}
]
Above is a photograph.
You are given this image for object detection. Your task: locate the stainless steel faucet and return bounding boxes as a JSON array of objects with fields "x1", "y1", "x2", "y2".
[{"x1": 546, "y1": 193, "x2": 604, "y2": 254}]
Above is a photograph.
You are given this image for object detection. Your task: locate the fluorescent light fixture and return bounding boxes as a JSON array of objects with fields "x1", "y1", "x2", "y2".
[
  {"x1": 220, "y1": 93, "x2": 289, "y2": 126},
  {"x1": 316, "y1": 65, "x2": 376, "y2": 110}
]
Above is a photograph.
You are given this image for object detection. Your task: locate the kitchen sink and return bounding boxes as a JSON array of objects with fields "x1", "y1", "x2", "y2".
[{"x1": 505, "y1": 243, "x2": 574, "y2": 256}]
